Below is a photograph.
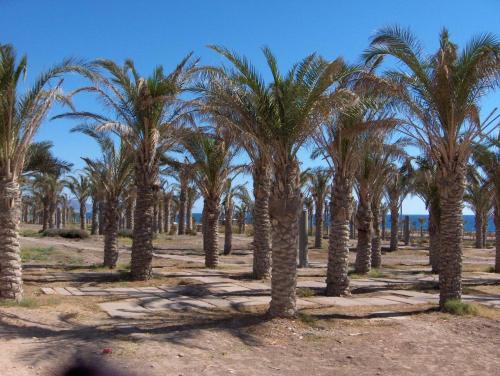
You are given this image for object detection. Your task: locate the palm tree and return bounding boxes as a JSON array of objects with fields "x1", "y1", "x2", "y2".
[
  {"x1": 203, "y1": 46, "x2": 352, "y2": 316},
  {"x1": 413, "y1": 158, "x2": 441, "y2": 272},
  {"x1": 0, "y1": 43, "x2": 81, "y2": 300},
  {"x1": 65, "y1": 174, "x2": 91, "y2": 230},
  {"x1": 472, "y1": 137, "x2": 499, "y2": 271},
  {"x1": 312, "y1": 85, "x2": 397, "y2": 295},
  {"x1": 222, "y1": 179, "x2": 248, "y2": 255},
  {"x1": 364, "y1": 27, "x2": 500, "y2": 307},
  {"x1": 183, "y1": 129, "x2": 240, "y2": 267},
  {"x1": 186, "y1": 184, "x2": 200, "y2": 234},
  {"x1": 80, "y1": 130, "x2": 133, "y2": 268},
  {"x1": 305, "y1": 168, "x2": 331, "y2": 249},
  {"x1": 385, "y1": 162, "x2": 412, "y2": 252},
  {"x1": 56, "y1": 56, "x2": 199, "y2": 280},
  {"x1": 464, "y1": 170, "x2": 493, "y2": 249}
]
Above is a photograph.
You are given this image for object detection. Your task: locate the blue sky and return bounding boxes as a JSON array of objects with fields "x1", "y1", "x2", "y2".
[{"x1": 1, "y1": 0, "x2": 499, "y2": 213}]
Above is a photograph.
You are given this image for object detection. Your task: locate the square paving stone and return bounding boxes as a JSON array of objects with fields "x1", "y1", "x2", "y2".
[
  {"x1": 99, "y1": 300, "x2": 149, "y2": 319},
  {"x1": 54, "y1": 287, "x2": 72, "y2": 296},
  {"x1": 378, "y1": 295, "x2": 425, "y2": 305},
  {"x1": 353, "y1": 297, "x2": 414, "y2": 306},
  {"x1": 41, "y1": 287, "x2": 55, "y2": 295},
  {"x1": 302, "y1": 296, "x2": 367, "y2": 307},
  {"x1": 65, "y1": 287, "x2": 85, "y2": 296}
]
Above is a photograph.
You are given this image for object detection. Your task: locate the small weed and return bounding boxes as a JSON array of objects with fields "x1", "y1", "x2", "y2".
[
  {"x1": 299, "y1": 312, "x2": 317, "y2": 324},
  {"x1": 443, "y1": 299, "x2": 478, "y2": 316},
  {"x1": 485, "y1": 266, "x2": 495, "y2": 273},
  {"x1": 367, "y1": 269, "x2": 387, "y2": 278},
  {"x1": 0, "y1": 297, "x2": 39, "y2": 309},
  {"x1": 21, "y1": 247, "x2": 54, "y2": 262},
  {"x1": 297, "y1": 287, "x2": 315, "y2": 298}
]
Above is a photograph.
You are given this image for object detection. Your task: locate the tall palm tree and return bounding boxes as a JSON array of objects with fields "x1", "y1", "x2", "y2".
[
  {"x1": 56, "y1": 56, "x2": 199, "y2": 280},
  {"x1": 203, "y1": 46, "x2": 352, "y2": 316},
  {"x1": 472, "y1": 137, "x2": 499, "y2": 271},
  {"x1": 65, "y1": 174, "x2": 91, "y2": 230},
  {"x1": 80, "y1": 130, "x2": 133, "y2": 268},
  {"x1": 183, "y1": 129, "x2": 240, "y2": 267},
  {"x1": 0, "y1": 43, "x2": 81, "y2": 300},
  {"x1": 305, "y1": 168, "x2": 331, "y2": 249},
  {"x1": 364, "y1": 27, "x2": 500, "y2": 307},
  {"x1": 464, "y1": 170, "x2": 493, "y2": 249},
  {"x1": 186, "y1": 184, "x2": 200, "y2": 234}
]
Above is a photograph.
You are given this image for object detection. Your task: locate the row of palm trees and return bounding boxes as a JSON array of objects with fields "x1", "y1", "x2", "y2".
[{"x1": 1, "y1": 27, "x2": 499, "y2": 318}]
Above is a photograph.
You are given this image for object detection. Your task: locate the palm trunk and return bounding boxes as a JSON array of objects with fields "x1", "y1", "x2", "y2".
[
  {"x1": 153, "y1": 195, "x2": 158, "y2": 234},
  {"x1": 42, "y1": 199, "x2": 49, "y2": 231},
  {"x1": 125, "y1": 197, "x2": 134, "y2": 230},
  {"x1": 157, "y1": 198, "x2": 163, "y2": 233},
  {"x1": 474, "y1": 209, "x2": 483, "y2": 249},
  {"x1": 56, "y1": 207, "x2": 61, "y2": 229},
  {"x1": 91, "y1": 198, "x2": 98, "y2": 235},
  {"x1": 389, "y1": 201, "x2": 399, "y2": 252},
  {"x1": 186, "y1": 196, "x2": 193, "y2": 234},
  {"x1": 494, "y1": 204, "x2": 499, "y2": 273},
  {"x1": 178, "y1": 180, "x2": 187, "y2": 235},
  {"x1": 252, "y1": 162, "x2": 272, "y2": 279},
  {"x1": 326, "y1": 174, "x2": 353, "y2": 296},
  {"x1": 0, "y1": 180, "x2": 23, "y2": 301},
  {"x1": 103, "y1": 200, "x2": 119, "y2": 268},
  {"x1": 79, "y1": 199, "x2": 86, "y2": 231},
  {"x1": 381, "y1": 211, "x2": 386, "y2": 241},
  {"x1": 438, "y1": 167, "x2": 465, "y2": 308},
  {"x1": 48, "y1": 200, "x2": 56, "y2": 229},
  {"x1": 131, "y1": 181, "x2": 154, "y2": 280},
  {"x1": 164, "y1": 195, "x2": 171, "y2": 234},
  {"x1": 354, "y1": 192, "x2": 372, "y2": 274},
  {"x1": 98, "y1": 202, "x2": 105, "y2": 235},
  {"x1": 268, "y1": 161, "x2": 301, "y2": 318},
  {"x1": 371, "y1": 199, "x2": 382, "y2": 269},
  {"x1": 204, "y1": 198, "x2": 220, "y2": 267},
  {"x1": 429, "y1": 202, "x2": 440, "y2": 273},
  {"x1": 223, "y1": 202, "x2": 233, "y2": 255},
  {"x1": 314, "y1": 199, "x2": 324, "y2": 248},
  {"x1": 62, "y1": 202, "x2": 67, "y2": 228}
]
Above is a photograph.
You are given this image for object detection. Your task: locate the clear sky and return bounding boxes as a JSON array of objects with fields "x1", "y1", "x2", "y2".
[{"x1": 1, "y1": 0, "x2": 499, "y2": 213}]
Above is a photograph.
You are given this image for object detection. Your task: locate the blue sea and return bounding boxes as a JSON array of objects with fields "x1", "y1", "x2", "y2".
[{"x1": 190, "y1": 213, "x2": 495, "y2": 232}]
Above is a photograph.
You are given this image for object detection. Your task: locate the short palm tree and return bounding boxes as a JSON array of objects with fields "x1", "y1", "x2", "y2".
[
  {"x1": 464, "y1": 169, "x2": 493, "y2": 249},
  {"x1": 56, "y1": 56, "x2": 199, "y2": 280},
  {"x1": 364, "y1": 27, "x2": 500, "y2": 307},
  {"x1": 80, "y1": 130, "x2": 133, "y2": 268},
  {"x1": 222, "y1": 179, "x2": 248, "y2": 255},
  {"x1": 183, "y1": 129, "x2": 240, "y2": 267},
  {"x1": 65, "y1": 174, "x2": 91, "y2": 230},
  {"x1": 0, "y1": 43, "x2": 80, "y2": 300},
  {"x1": 202, "y1": 46, "x2": 352, "y2": 317},
  {"x1": 385, "y1": 162, "x2": 413, "y2": 252},
  {"x1": 413, "y1": 157, "x2": 441, "y2": 272},
  {"x1": 472, "y1": 137, "x2": 499, "y2": 271},
  {"x1": 305, "y1": 168, "x2": 331, "y2": 249},
  {"x1": 312, "y1": 88, "x2": 397, "y2": 295}
]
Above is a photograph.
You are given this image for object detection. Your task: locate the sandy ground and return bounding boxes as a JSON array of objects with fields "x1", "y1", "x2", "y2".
[{"x1": 0, "y1": 224, "x2": 499, "y2": 376}]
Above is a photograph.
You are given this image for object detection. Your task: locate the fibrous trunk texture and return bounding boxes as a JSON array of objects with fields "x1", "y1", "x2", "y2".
[
  {"x1": 186, "y1": 197, "x2": 193, "y2": 234},
  {"x1": 178, "y1": 180, "x2": 187, "y2": 235},
  {"x1": 126, "y1": 197, "x2": 134, "y2": 230},
  {"x1": 164, "y1": 195, "x2": 171, "y2": 234},
  {"x1": 0, "y1": 180, "x2": 23, "y2": 300},
  {"x1": 268, "y1": 161, "x2": 301, "y2": 318},
  {"x1": 429, "y1": 204, "x2": 440, "y2": 273},
  {"x1": 354, "y1": 193, "x2": 372, "y2": 274},
  {"x1": 389, "y1": 202, "x2": 399, "y2": 252},
  {"x1": 298, "y1": 209, "x2": 309, "y2": 268},
  {"x1": 252, "y1": 162, "x2": 272, "y2": 280},
  {"x1": 131, "y1": 182, "x2": 154, "y2": 280},
  {"x1": 79, "y1": 199, "x2": 86, "y2": 231},
  {"x1": 495, "y1": 204, "x2": 499, "y2": 273},
  {"x1": 371, "y1": 199, "x2": 382, "y2": 268},
  {"x1": 204, "y1": 198, "x2": 220, "y2": 268},
  {"x1": 438, "y1": 167, "x2": 465, "y2": 308},
  {"x1": 325, "y1": 175, "x2": 353, "y2": 296},
  {"x1": 91, "y1": 198, "x2": 98, "y2": 235},
  {"x1": 223, "y1": 203, "x2": 233, "y2": 255},
  {"x1": 103, "y1": 200, "x2": 119, "y2": 268},
  {"x1": 474, "y1": 209, "x2": 483, "y2": 249},
  {"x1": 314, "y1": 199, "x2": 324, "y2": 248}
]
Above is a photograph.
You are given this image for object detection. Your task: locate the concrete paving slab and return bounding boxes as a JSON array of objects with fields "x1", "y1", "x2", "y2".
[
  {"x1": 40, "y1": 287, "x2": 55, "y2": 295},
  {"x1": 297, "y1": 281, "x2": 325, "y2": 289},
  {"x1": 302, "y1": 296, "x2": 367, "y2": 307},
  {"x1": 100, "y1": 299, "x2": 149, "y2": 319},
  {"x1": 54, "y1": 287, "x2": 72, "y2": 296},
  {"x1": 65, "y1": 287, "x2": 85, "y2": 296}
]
